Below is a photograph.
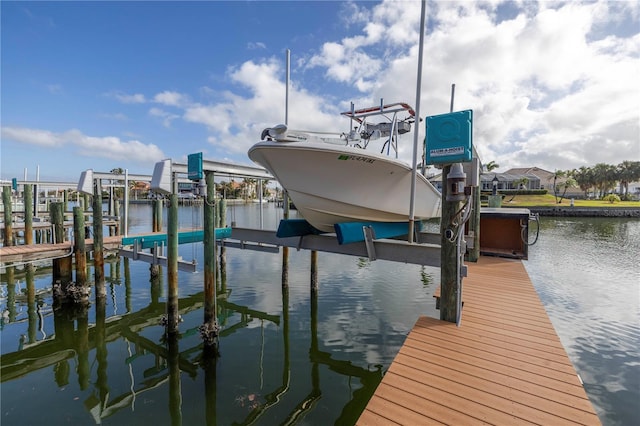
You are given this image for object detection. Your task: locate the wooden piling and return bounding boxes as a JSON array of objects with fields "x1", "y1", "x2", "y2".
[
  {"x1": 150, "y1": 199, "x2": 163, "y2": 278},
  {"x1": 310, "y1": 250, "x2": 318, "y2": 293},
  {"x1": 93, "y1": 179, "x2": 105, "y2": 298},
  {"x1": 51, "y1": 202, "x2": 72, "y2": 283},
  {"x1": 2, "y1": 186, "x2": 14, "y2": 246},
  {"x1": 466, "y1": 186, "x2": 481, "y2": 262},
  {"x1": 167, "y1": 193, "x2": 179, "y2": 334},
  {"x1": 73, "y1": 207, "x2": 87, "y2": 286},
  {"x1": 24, "y1": 184, "x2": 34, "y2": 245},
  {"x1": 217, "y1": 197, "x2": 227, "y2": 270},
  {"x1": 282, "y1": 191, "x2": 290, "y2": 288},
  {"x1": 439, "y1": 165, "x2": 461, "y2": 323},
  {"x1": 203, "y1": 171, "x2": 219, "y2": 342}
]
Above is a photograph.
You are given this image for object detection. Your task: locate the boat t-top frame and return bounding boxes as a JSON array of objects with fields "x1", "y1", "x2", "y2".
[{"x1": 340, "y1": 100, "x2": 416, "y2": 158}]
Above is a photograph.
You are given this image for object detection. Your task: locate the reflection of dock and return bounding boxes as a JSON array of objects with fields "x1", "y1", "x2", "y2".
[{"x1": 357, "y1": 257, "x2": 601, "y2": 425}]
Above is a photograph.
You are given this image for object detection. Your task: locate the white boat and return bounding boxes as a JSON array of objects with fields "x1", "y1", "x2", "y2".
[{"x1": 248, "y1": 102, "x2": 442, "y2": 233}]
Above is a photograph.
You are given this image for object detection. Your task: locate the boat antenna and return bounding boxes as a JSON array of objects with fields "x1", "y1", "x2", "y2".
[
  {"x1": 408, "y1": 0, "x2": 426, "y2": 243},
  {"x1": 285, "y1": 49, "x2": 290, "y2": 126}
]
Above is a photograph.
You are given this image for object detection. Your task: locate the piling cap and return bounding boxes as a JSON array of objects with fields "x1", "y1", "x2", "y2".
[{"x1": 447, "y1": 163, "x2": 467, "y2": 180}]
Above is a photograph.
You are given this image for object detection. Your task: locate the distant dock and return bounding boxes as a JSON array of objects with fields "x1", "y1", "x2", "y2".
[{"x1": 357, "y1": 256, "x2": 601, "y2": 425}]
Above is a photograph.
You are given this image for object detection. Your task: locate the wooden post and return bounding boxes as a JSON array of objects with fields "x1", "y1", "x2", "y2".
[
  {"x1": 2, "y1": 186, "x2": 14, "y2": 246},
  {"x1": 93, "y1": 179, "x2": 105, "y2": 298},
  {"x1": 310, "y1": 250, "x2": 318, "y2": 293},
  {"x1": 203, "y1": 171, "x2": 219, "y2": 343},
  {"x1": 466, "y1": 186, "x2": 481, "y2": 262},
  {"x1": 24, "y1": 184, "x2": 34, "y2": 245},
  {"x1": 150, "y1": 199, "x2": 163, "y2": 278},
  {"x1": 63, "y1": 189, "x2": 69, "y2": 213},
  {"x1": 440, "y1": 165, "x2": 461, "y2": 323},
  {"x1": 167, "y1": 193, "x2": 179, "y2": 334},
  {"x1": 217, "y1": 197, "x2": 227, "y2": 268},
  {"x1": 114, "y1": 199, "x2": 120, "y2": 236},
  {"x1": 73, "y1": 207, "x2": 87, "y2": 286},
  {"x1": 282, "y1": 191, "x2": 290, "y2": 288},
  {"x1": 51, "y1": 202, "x2": 72, "y2": 283}
]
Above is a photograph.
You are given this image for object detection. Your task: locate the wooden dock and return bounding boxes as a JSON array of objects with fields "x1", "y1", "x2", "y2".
[
  {"x1": 357, "y1": 256, "x2": 601, "y2": 425},
  {"x1": 0, "y1": 235, "x2": 122, "y2": 264}
]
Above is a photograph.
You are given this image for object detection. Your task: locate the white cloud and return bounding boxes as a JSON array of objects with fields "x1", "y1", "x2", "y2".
[
  {"x1": 1, "y1": 127, "x2": 61, "y2": 147},
  {"x1": 247, "y1": 41, "x2": 266, "y2": 49},
  {"x1": 149, "y1": 107, "x2": 180, "y2": 128},
  {"x1": 1, "y1": 126, "x2": 165, "y2": 165},
  {"x1": 108, "y1": 91, "x2": 147, "y2": 104},
  {"x1": 153, "y1": 91, "x2": 189, "y2": 107}
]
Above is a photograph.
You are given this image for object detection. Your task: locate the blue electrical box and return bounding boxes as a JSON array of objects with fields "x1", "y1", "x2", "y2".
[
  {"x1": 425, "y1": 109, "x2": 473, "y2": 165},
  {"x1": 188, "y1": 152, "x2": 203, "y2": 181}
]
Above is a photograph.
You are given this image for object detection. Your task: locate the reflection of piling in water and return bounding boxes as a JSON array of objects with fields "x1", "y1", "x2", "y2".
[
  {"x1": 167, "y1": 332, "x2": 182, "y2": 426},
  {"x1": 26, "y1": 264, "x2": 37, "y2": 343},
  {"x1": 76, "y1": 310, "x2": 90, "y2": 390},
  {"x1": 6, "y1": 266, "x2": 16, "y2": 322},
  {"x1": 202, "y1": 344, "x2": 218, "y2": 426},
  {"x1": 95, "y1": 296, "x2": 109, "y2": 413}
]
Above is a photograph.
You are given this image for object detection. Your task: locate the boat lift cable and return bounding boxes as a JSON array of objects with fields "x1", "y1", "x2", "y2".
[{"x1": 523, "y1": 213, "x2": 540, "y2": 246}]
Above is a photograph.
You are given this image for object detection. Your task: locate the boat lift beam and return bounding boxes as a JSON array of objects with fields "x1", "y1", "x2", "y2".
[{"x1": 227, "y1": 227, "x2": 440, "y2": 267}]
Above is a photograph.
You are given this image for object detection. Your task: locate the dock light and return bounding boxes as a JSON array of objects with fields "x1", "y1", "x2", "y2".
[
  {"x1": 446, "y1": 163, "x2": 467, "y2": 202},
  {"x1": 492, "y1": 175, "x2": 499, "y2": 196}
]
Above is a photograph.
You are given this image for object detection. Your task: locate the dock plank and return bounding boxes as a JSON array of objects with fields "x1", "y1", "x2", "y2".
[{"x1": 357, "y1": 256, "x2": 601, "y2": 425}]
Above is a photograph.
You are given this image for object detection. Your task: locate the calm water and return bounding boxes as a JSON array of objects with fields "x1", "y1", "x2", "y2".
[{"x1": 1, "y1": 204, "x2": 638, "y2": 425}]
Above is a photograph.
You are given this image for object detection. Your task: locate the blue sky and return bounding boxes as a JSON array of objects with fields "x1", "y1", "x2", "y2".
[{"x1": 2, "y1": 0, "x2": 639, "y2": 182}]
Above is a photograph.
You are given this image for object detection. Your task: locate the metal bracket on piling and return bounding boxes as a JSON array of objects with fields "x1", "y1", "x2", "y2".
[
  {"x1": 363, "y1": 226, "x2": 377, "y2": 261},
  {"x1": 297, "y1": 236, "x2": 304, "y2": 251}
]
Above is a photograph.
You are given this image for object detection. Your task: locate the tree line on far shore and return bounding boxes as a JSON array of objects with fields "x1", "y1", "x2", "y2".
[{"x1": 555, "y1": 161, "x2": 640, "y2": 201}]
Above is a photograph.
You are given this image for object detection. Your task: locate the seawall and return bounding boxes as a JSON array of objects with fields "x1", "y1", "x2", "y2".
[{"x1": 527, "y1": 206, "x2": 640, "y2": 217}]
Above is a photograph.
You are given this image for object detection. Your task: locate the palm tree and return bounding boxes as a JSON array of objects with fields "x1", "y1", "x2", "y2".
[
  {"x1": 558, "y1": 177, "x2": 577, "y2": 204},
  {"x1": 592, "y1": 163, "x2": 617, "y2": 198},
  {"x1": 570, "y1": 166, "x2": 595, "y2": 198},
  {"x1": 484, "y1": 161, "x2": 499, "y2": 172},
  {"x1": 617, "y1": 161, "x2": 640, "y2": 198},
  {"x1": 508, "y1": 177, "x2": 529, "y2": 202},
  {"x1": 552, "y1": 170, "x2": 566, "y2": 204}
]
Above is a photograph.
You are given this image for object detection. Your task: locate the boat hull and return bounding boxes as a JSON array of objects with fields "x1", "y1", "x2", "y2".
[{"x1": 248, "y1": 141, "x2": 442, "y2": 233}]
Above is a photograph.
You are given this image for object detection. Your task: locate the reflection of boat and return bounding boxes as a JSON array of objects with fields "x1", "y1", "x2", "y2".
[{"x1": 248, "y1": 102, "x2": 441, "y2": 233}]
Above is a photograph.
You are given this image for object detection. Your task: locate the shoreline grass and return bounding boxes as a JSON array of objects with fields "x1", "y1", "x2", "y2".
[{"x1": 495, "y1": 193, "x2": 640, "y2": 208}]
